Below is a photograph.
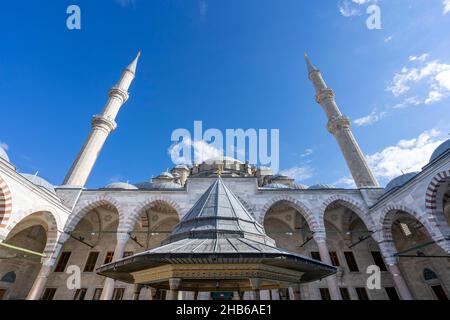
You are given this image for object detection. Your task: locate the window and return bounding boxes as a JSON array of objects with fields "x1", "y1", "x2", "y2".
[
  {"x1": 344, "y1": 251, "x2": 359, "y2": 272},
  {"x1": 104, "y1": 251, "x2": 114, "y2": 264},
  {"x1": 73, "y1": 288, "x2": 87, "y2": 300},
  {"x1": 310, "y1": 251, "x2": 321, "y2": 261},
  {"x1": 92, "y1": 288, "x2": 103, "y2": 300},
  {"x1": 340, "y1": 288, "x2": 351, "y2": 300},
  {"x1": 400, "y1": 222, "x2": 412, "y2": 236},
  {"x1": 371, "y1": 252, "x2": 387, "y2": 271},
  {"x1": 319, "y1": 288, "x2": 331, "y2": 300},
  {"x1": 123, "y1": 251, "x2": 134, "y2": 257},
  {"x1": 112, "y1": 288, "x2": 125, "y2": 300},
  {"x1": 329, "y1": 252, "x2": 340, "y2": 266},
  {"x1": 84, "y1": 252, "x2": 99, "y2": 272},
  {"x1": 355, "y1": 287, "x2": 369, "y2": 300},
  {"x1": 431, "y1": 285, "x2": 448, "y2": 300},
  {"x1": 54, "y1": 252, "x2": 71, "y2": 272},
  {"x1": 385, "y1": 287, "x2": 399, "y2": 300},
  {"x1": 42, "y1": 288, "x2": 57, "y2": 300},
  {"x1": 0, "y1": 289, "x2": 6, "y2": 300}
]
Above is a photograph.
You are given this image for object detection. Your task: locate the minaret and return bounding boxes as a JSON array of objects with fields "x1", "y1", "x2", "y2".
[
  {"x1": 63, "y1": 52, "x2": 141, "y2": 187},
  {"x1": 304, "y1": 53, "x2": 379, "y2": 188}
]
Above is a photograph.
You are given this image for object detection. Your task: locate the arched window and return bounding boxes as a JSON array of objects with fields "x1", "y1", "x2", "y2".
[
  {"x1": 423, "y1": 268, "x2": 448, "y2": 300},
  {"x1": 423, "y1": 268, "x2": 438, "y2": 281}
]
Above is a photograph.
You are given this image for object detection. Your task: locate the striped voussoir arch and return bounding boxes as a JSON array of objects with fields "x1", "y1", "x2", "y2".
[
  {"x1": 258, "y1": 195, "x2": 319, "y2": 231},
  {"x1": 425, "y1": 170, "x2": 450, "y2": 228},
  {"x1": 124, "y1": 196, "x2": 183, "y2": 232},
  {"x1": 379, "y1": 204, "x2": 437, "y2": 243},
  {"x1": 319, "y1": 194, "x2": 374, "y2": 231},
  {"x1": 0, "y1": 176, "x2": 12, "y2": 230},
  {"x1": 65, "y1": 195, "x2": 124, "y2": 233}
]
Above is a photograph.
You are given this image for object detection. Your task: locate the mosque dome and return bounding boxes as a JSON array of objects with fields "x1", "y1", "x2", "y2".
[
  {"x1": 308, "y1": 184, "x2": 337, "y2": 190},
  {"x1": 104, "y1": 182, "x2": 138, "y2": 190},
  {"x1": 384, "y1": 172, "x2": 419, "y2": 194},
  {"x1": 174, "y1": 164, "x2": 190, "y2": 170},
  {"x1": 0, "y1": 146, "x2": 9, "y2": 162},
  {"x1": 157, "y1": 172, "x2": 174, "y2": 179},
  {"x1": 203, "y1": 156, "x2": 243, "y2": 164},
  {"x1": 135, "y1": 181, "x2": 182, "y2": 190},
  {"x1": 21, "y1": 173, "x2": 56, "y2": 194},
  {"x1": 429, "y1": 139, "x2": 450, "y2": 163},
  {"x1": 263, "y1": 183, "x2": 290, "y2": 189}
]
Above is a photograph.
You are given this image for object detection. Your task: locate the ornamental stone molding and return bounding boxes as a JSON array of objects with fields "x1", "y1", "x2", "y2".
[
  {"x1": 327, "y1": 116, "x2": 351, "y2": 134},
  {"x1": 315, "y1": 88, "x2": 335, "y2": 104},
  {"x1": 109, "y1": 85, "x2": 129, "y2": 103},
  {"x1": 91, "y1": 115, "x2": 117, "y2": 133}
]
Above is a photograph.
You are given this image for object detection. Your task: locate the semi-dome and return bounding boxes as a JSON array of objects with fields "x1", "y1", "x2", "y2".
[
  {"x1": 0, "y1": 147, "x2": 9, "y2": 162},
  {"x1": 104, "y1": 182, "x2": 138, "y2": 190},
  {"x1": 384, "y1": 172, "x2": 419, "y2": 194},
  {"x1": 429, "y1": 139, "x2": 450, "y2": 163},
  {"x1": 21, "y1": 173, "x2": 56, "y2": 194},
  {"x1": 308, "y1": 184, "x2": 336, "y2": 190}
]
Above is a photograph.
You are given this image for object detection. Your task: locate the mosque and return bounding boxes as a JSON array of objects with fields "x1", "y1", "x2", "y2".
[{"x1": 0, "y1": 52, "x2": 448, "y2": 300}]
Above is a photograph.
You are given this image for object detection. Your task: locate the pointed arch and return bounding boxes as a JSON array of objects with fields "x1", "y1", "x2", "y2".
[
  {"x1": 379, "y1": 204, "x2": 449, "y2": 253},
  {"x1": 425, "y1": 169, "x2": 450, "y2": 237},
  {"x1": 319, "y1": 194, "x2": 374, "y2": 231},
  {"x1": 0, "y1": 175, "x2": 12, "y2": 231},
  {"x1": 125, "y1": 196, "x2": 182, "y2": 232},
  {"x1": 65, "y1": 195, "x2": 124, "y2": 233},
  {"x1": 259, "y1": 195, "x2": 318, "y2": 231}
]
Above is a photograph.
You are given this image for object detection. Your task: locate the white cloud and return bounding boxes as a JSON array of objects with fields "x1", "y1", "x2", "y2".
[
  {"x1": 354, "y1": 109, "x2": 386, "y2": 126},
  {"x1": 0, "y1": 142, "x2": 8, "y2": 151},
  {"x1": 408, "y1": 53, "x2": 428, "y2": 62},
  {"x1": 425, "y1": 90, "x2": 444, "y2": 104},
  {"x1": 168, "y1": 138, "x2": 223, "y2": 165},
  {"x1": 384, "y1": 35, "x2": 394, "y2": 43},
  {"x1": 444, "y1": 0, "x2": 450, "y2": 15},
  {"x1": 338, "y1": 0, "x2": 378, "y2": 17},
  {"x1": 366, "y1": 129, "x2": 445, "y2": 182},
  {"x1": 390, "y1": 96, "x2": 422, "y2": 109},
  {"x1": 301, "y1": 148, "x2": 314, "y2": 157},
  {"x1": 334, "y1": 176, "x2": 356, "y2": 188},
  {"x1": 387, "y1": 59, "x2": 450, "y2": 99},
  {"x1": 280, "y1": 166, "x2": 314, "y2": 181}
]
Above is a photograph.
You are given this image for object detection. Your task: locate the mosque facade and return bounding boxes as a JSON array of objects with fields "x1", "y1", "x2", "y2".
[{"x1": 0, "y1": 53, "x2": 449, "y2": 300}]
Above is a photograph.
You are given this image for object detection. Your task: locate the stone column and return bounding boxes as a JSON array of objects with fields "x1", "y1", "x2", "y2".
[
  {"x1": 100, "y1": 232, "x2": 130, "y2": 300},
  {"x1": 232, "y1": 291, "x2": 240, "y2": 300},
  {"x1": 314, "y1": 232, "x2": 342, "y2": 300},
  {"x1": 27, "y1": 233, "x2": 70, "y2": 300},
  {"x1": 292, "y1": 284, "x2": 302, "y2": 300},
  {"x1": 250, "y1": 278, "x2": 261, "y2": 300},
  {"x1": 167, "y1": 278, "x2": 182, "y2": 300},
  {"x1": 378, "y1": 241, "x2": 413, "y2": 300},
  {"x1": 133, "y1": 284, "x2": 143, "y2": 300}
]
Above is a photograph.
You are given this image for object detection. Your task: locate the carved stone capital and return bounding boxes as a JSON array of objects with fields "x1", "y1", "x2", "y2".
[
  {"x1": 92, "y1": 115, "x2": 117, "y2": 132},
  {"x1": 109, "y1": 86, "x2": 129, "y2": 103},
  {"x1": 327, "y1": 116, "x2": 351, "y2": 134},
  {"x1": 315, "y1": 88, "x2": 335, "y2": 104}
]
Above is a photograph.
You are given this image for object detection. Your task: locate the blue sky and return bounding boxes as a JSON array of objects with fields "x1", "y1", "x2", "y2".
[{"x1": 1, "y1": 0, "x2": 450, "y2": 188}]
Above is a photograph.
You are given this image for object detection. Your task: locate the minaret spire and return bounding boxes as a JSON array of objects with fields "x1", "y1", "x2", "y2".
[
  {"x1": 304, "y1": 53, "x2": 317, "y2": 75},
  {"x1": 63, "y1": 52, "x2": 141, "y2": 187},
  {"x1": 305, "y1": 54, "x2": 379, "y2": 188}
]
